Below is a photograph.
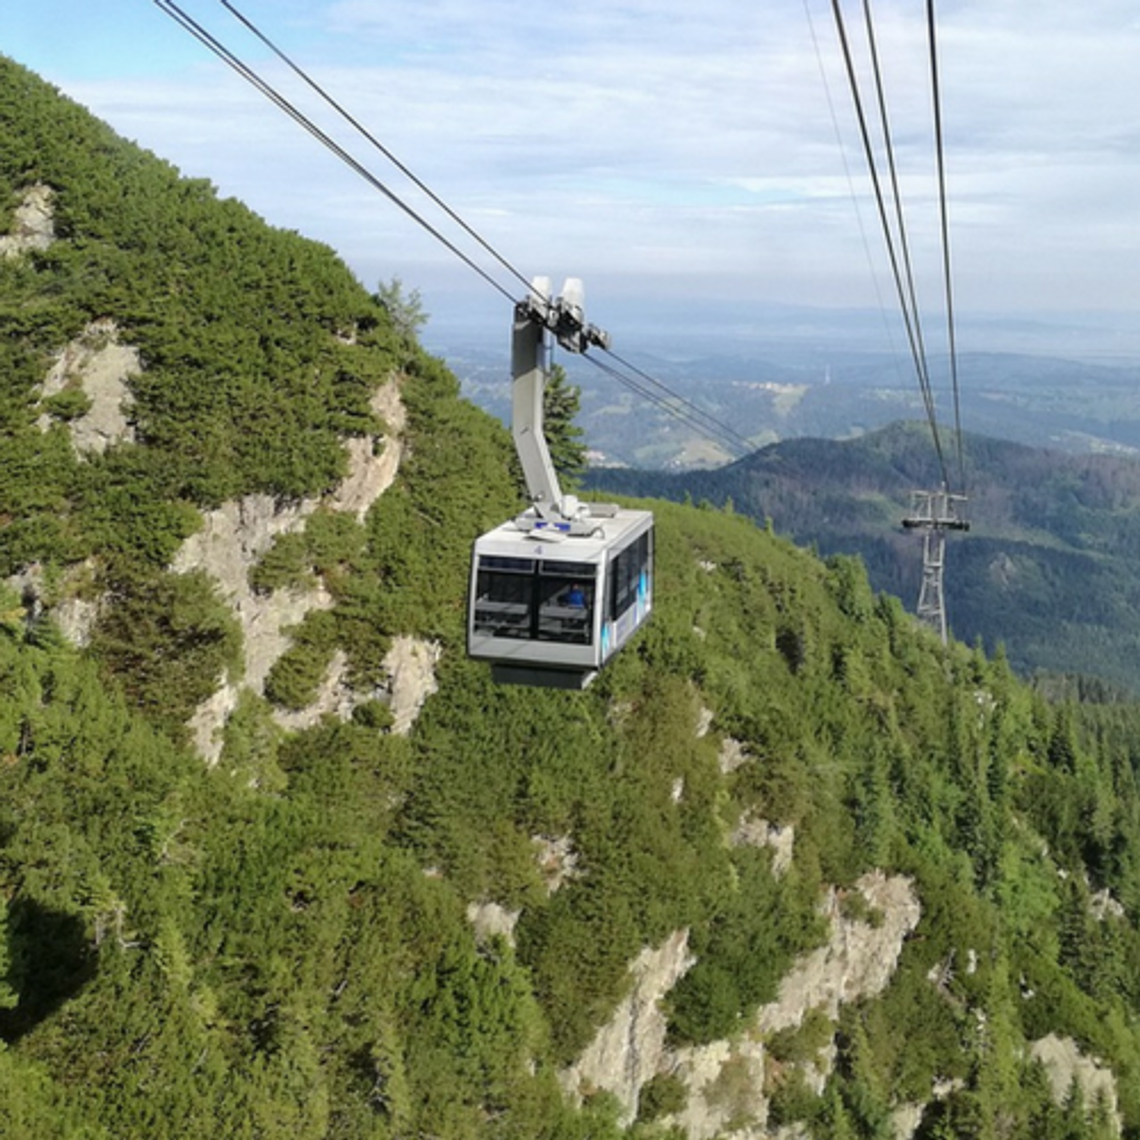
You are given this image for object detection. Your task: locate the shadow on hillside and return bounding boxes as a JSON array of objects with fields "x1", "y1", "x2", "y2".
[{"x1": 0, "y1": 898, "x2": 96, "y2": 1043}]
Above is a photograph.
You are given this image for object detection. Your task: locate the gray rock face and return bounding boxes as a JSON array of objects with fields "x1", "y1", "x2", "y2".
[
  {"x1": 1, "y1": 184, "x2": 55, "y2": 257},
  {"x1": 563, "y1": 872, "x2": 921, "y2": 1137},
  {"x1": 171, "y1": 377, "x2": 419, "y2": 762},
  {"x1": 38, "y1": 320, "x2": 139, "y2": 455}
]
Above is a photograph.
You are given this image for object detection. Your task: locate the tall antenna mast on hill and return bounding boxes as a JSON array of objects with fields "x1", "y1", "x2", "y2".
[{"x1": 902, "y1": 489, "x2": 969, "y2": 644}]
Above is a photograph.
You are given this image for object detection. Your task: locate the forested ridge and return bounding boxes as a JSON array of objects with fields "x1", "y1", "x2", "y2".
[
  {"x1": 5, "y1": 56, "x2": 1140, "y2": 1140},
  {"x1": 586, "y1": 422, "x2": 1140, "y2": 693}
]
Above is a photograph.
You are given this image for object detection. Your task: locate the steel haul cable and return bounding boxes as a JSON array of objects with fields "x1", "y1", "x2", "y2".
[
  {"x1": 154, "y1": 0, "x2": 757, "y2": 464},
  {"x1": 828, "y1": 0, "x2": 951, "y2": 489}
]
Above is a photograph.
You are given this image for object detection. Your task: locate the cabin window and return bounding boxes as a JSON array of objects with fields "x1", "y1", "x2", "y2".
[
  {"x1": 473, "y1": 556, "x2": 595, "y2": 644},
  {"x1": 473, "y1": 557, "x2": 533, "y2": 639},
  {"x1": 536, "y1": 562, "x2": 595, "y2": 645},
  {"x1": 608, "y1": 530, "x2": 652, "y2": 622}
]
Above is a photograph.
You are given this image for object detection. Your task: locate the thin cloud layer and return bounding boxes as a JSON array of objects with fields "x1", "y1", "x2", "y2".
[{"x1": 3, "y1": 0, "x2": 1139, "y2": 343}]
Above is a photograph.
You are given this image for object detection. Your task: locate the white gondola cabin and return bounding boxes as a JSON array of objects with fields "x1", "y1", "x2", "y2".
[
  {"x1": 469, "y1": 507, "x2": 654, "y2": 688},
  {"x1": 467, "y1": 276, "x2": 654, "y2": 687}
]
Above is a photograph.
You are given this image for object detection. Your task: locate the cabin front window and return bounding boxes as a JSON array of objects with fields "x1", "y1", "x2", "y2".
[{"x1": 473, "y1": 556, "x2": 595, "y2": 645}]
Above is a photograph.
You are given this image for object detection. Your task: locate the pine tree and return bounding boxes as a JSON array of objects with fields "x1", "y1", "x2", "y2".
[{"x1": 544, "y1": 363, "x2": 587, "y2": 488}]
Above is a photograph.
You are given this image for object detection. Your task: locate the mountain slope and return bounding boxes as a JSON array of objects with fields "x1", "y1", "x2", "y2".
[{"x1": 4, "y1": 57, "x2": 1140, "y2": 1140}]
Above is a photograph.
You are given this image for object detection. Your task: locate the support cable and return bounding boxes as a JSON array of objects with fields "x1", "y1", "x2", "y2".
[
  {"x1": 597, "y1": 348, "x2": 757, "y2": 457},
  {"x1": 802, "y1": 0, "x2": 907, "y2": 389},
  {"x1": 216, "y1": 0, "x2": 539, "y2": 303},
  {"x1": 583, "y1": 353, "x2": 753, "y2": 461},
  {"x1": 829, "y1": 0, "x2": 949, "y2": 489},
  {"x1": 861, "y1": 0, "x2": 940, "y2": 454},
  {"x1": 153, "y1": 0, "x2": 519, "y2": 305},
  {"x1": 927, "y1": 0, "x2": 965, "y2": 491},
  {"x1": 156, "y1": 1, "x2": 755, "y2": 464}
]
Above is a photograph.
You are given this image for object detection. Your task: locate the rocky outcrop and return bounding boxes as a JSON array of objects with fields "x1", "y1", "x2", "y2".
[
  {"x1": 171, "y1": 493, "x2": 330, "y2": 707},
  {"x1": 561, "y1": 930, "x2": 695, "y2": 1124},
  {"x1": 173, "y1": 376, "x2": 413, "y2": 761},
  {"x1": 533, "y1": 834, "x2": 582, "y2": 894},
  {"x1": 38, "y1": 319, "x2": 139, "y2": 455},
  {"x1": 466, "y1": 901, "x2": 521, "y2": 947},
  {"x1": 1030, "y1": 1034, "x2": 1121, "y2": 1132},
  {"x1": 757, "y1": 872, "x2": 920, "y2": 1034},
  {"x1": 733, "y1": 813, "x2": 795, "y2": 877},
  {"x1": 328, "y1": 377, "x2": 406, "y2": 519},
  {"x1": 563, "y1": 871, "x2": 921, "y2": 1136},
  {"x1": 381, "y1": 635, "x2": 442, "y2": 737},
  {"x1": 1, "y1": 184, "x2": 55, "y2": 257}
]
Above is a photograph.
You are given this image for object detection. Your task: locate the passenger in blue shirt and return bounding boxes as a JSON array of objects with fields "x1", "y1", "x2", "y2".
[{"x1": 563, "y1": 583, "x2": 586, "y2": 608}]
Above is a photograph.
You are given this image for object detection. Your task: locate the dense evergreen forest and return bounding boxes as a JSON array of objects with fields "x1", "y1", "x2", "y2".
[
  {"x1": 6, "y1": 56, "x2": 1140, "y2": 1140},
  {"x1": 586, "y1": 423, "x2": 1140, "y2": 693}
]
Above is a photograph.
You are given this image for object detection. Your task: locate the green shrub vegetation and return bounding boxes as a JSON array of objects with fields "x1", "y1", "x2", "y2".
[{"x1": 6, "y1": 56, "x2": 1140, "y2": 1140}]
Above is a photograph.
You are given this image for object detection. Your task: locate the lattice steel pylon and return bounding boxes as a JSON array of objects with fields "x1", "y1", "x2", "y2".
[{"x1": 902, "y1": 489, "x2": 969, "y2": 644}]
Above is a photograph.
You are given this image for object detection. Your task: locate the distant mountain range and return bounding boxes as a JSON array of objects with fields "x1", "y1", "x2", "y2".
[
  {"x1": 586, "y1": 421, "x2": 1140, "y2": 692},
  {"x1": 437, "y1": 319, "x2": 1140, "y2": 469}
]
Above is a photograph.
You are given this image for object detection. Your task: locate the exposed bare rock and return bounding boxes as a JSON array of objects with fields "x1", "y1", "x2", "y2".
[
  {"x1": 1030, "y1": 1034, "x2": 1121, "y2": 1132},
  {"x1": 186, "y1": 681, "x2": 242, "y2": 767},
  {"x1": 6, "y1": 559, "x2": 105, "y2": 648},
  {"x1": 891, "y1": 1102, "x2": 926, "y2": 1140},
  {"x1": 5, "y1": 563, "x2": 47, "y2": 625},
  {"x1": 174, "y1": 377, "x2": 410, "y2": 759},
  {"x1": 561, "y1": 929, "x2": 695, "y2": 1126},
  {"x1": 562, "y1": 872, "x2": 920, "y2": 1139},
  {"x1": 53, "y1": 595, "x2": 102, "y2": 648},
  {"x1": 733, "y1": 813, "x2": 795, "y2": 878},
  {"x1": 0, "y1": 184, "x2": 55, "y2": 257},
  {"x1": 674, "y1": 872, "x2": 917, "y2": 1137},
  {"x1": 172, "y1": 494, "x2": 315, "y2": 596},
  {"x1": 718, "y1": 735, "x2": 751, "y2": 774},
  {"x1": 758, "y1": 872, "x2": 920, "y2": 1034},
  {"x1": 382, "y1": 635, "x2": 441, "y2": 736},
  {"x1": 173, "y1": 495, "x2": 331, "y2": 693},
  {"x1": 1091, "y1": 888, "x2": 1126, "y2": 921},
  {"x1": 466, "y1": 901, "x2": 521, "y2": 947},
  {"x1": 696, "y1": 705, "x2": 715, "y2": 738},
  {"x1": 273, "y1": 649, "x2": 352, "y2": 732},
  {"x1": 39, "y1": 319, "x2": 139, "y2": 454},
  {"x1": 327, "y1": 377, "x2": 406, "y2": 520},
  {"x1": 669, "y1": 1036, "x2": 767, "y2": 1139},
  {"x1": 533, "y1": 834, "x2": 582, "y2": 894}
]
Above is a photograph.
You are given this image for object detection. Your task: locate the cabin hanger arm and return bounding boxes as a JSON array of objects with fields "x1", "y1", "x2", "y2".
[{"x1": 512, "y1": 277, "x2": 610, "y2": 533}]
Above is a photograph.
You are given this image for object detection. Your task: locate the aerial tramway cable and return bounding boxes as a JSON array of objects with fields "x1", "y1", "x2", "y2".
[
  {"x1": 828, "y1": 0, "x2": 950, "y2": 490},
  {"x1": 860, "y1": 0, "x2": 943, "y2": 464},
  {"x1": 585, "y1": 352, "x2": 756, "y2": 459},
  {"x1": 926, "y1": 0, "x2": 965, "y2": 492},
  {"x1": 153, "y1": 0, "x2": 518, "y2": 305},
  {"x1": 824, "y1": 0, "x2": 968, "y2": 643},
  {"x1": 213, "y1": 0, "x2": 538, "y2": 303},
  {"x1": 154, "y1": 0, "x2": 755, "y2": 463}
]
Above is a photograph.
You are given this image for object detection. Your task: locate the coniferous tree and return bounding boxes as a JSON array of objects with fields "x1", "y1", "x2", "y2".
[{"x1": 544, "y1": 363, "x2": 587, "y2": 488}]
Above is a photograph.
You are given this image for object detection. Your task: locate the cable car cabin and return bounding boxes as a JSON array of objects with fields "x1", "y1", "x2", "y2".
[{"x1": 468, "y1": 508, "x2": 654, "y2": 688}]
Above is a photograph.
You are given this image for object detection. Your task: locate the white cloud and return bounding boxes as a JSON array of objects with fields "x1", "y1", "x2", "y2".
[{"x1": 6, "y1": 0, "x2": 1140, "y2": 341}]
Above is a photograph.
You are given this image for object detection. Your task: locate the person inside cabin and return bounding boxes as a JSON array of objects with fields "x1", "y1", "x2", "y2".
[{"x1": 563, "y1": 583, "x2": 586, "y2": 608}]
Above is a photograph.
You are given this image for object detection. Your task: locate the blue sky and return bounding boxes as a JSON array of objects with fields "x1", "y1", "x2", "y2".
[{"x1": 4, "y1": 0, "x2": 1140, "y2": 358}]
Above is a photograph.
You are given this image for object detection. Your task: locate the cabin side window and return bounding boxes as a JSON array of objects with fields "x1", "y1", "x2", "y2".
[{"x1": 608, "y1": 530, "x2": 652, "y2": 622}]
